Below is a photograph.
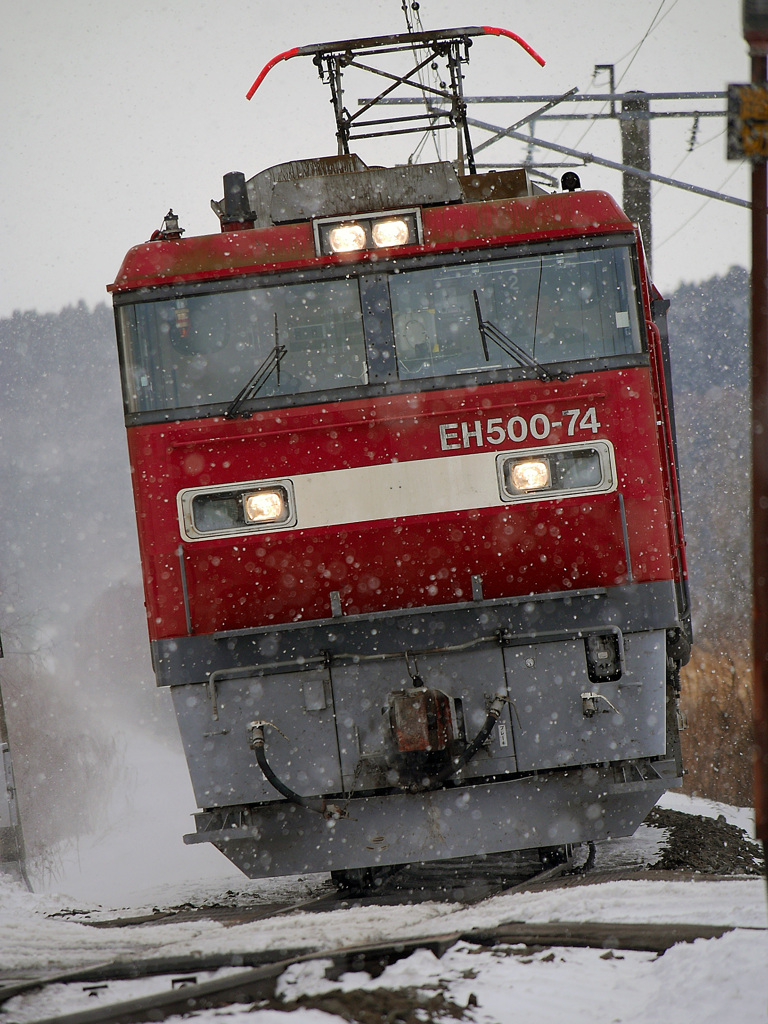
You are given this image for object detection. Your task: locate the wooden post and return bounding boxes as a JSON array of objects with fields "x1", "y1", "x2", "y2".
[
  {"x1": 748, "y1": 54, "x2": 768, "y2": 852},
  {"x1": 741, "y1": 0, "x2": 768, "y2": 868}
]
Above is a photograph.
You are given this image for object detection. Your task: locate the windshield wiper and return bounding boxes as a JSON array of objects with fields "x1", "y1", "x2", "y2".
[
  {"x1": 225, "y1": 316, "x2": 287, "y2": 419},
  {"x1": 472, "y1": 290, "x2": 569, "y2": 383}
]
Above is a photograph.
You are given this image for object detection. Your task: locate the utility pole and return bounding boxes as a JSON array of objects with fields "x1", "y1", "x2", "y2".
[
  {"x1": 620, "y1": 92, "x2": 653, "y2": 274},
  {"x1": 591, "y1": 66, "x2": 655, "y2": 269},
  {"x1": 734, "y1": 0, "x2": 768, "y2": 872}
]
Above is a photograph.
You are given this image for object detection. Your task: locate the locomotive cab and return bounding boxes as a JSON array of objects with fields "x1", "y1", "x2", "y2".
[{"x1": 110, "y1": 27, "x2": 690, "y2": 881}]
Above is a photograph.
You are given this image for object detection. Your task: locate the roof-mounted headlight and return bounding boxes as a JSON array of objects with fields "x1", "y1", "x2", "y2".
[
  {"x1": 327, "y1": 223, "x2": 367, "y2": 253},
  {"x1": 314, "y1": 209, "x2": 422, "y2": 257},
  {"x1": 372, "y1": 217, "x2": 411, "y2": 248}
]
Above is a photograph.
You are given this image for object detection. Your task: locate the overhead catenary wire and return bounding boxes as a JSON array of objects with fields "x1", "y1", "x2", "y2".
[
  {"x1": 614, "y1": 0, "x2": 680, "y2": 90},
  {"x1": 487, "y1": 1, "x2": 691, "y2": 197},
  {"x1": 651, "y1": 121, "x2": 746, "y2": 254},
  {"x1": 655, "y1": 160, "x2": 748, "y2": 252},
  {"x1": 401, "y1": 0, "x2": 444, "y2": 163},
  {"x1": 569, "y1": 0, "x2": 678, "y2": 154},
  {"x1": 651, "y1": 124, "x2": 729, "y2": 200}
]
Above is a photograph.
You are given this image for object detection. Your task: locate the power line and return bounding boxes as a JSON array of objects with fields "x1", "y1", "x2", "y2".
[
  {"x1": 401, "y1": 0, "x2": 443, "y2": 162},
  {"x1": 615, "y1": 0, "x2": 679, "y2": 88},
  {"x1": 651, "y1": 125, "x2": 728, "y2": 199},
  {"x1": 655, "y1": 161, "x2": 748, "y2": 251},
  {"x1": 571, "y1": 0, "x2": 679, "y2": 152},
  {"x1": 417, "y1": 106, "x2": 749, "y2": 206}
]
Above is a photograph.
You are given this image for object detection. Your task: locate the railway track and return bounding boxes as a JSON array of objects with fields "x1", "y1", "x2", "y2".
[{"x1": 1, "y1": 859, "x2": 758, "y2": 1024}]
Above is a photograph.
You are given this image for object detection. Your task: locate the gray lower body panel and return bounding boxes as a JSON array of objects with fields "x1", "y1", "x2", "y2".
[
  {"x1": 163, "y1": 581, "x2": 683, "y2": 878},
  {"x1": 171, "y1": 628, "x2": 668, "y2": 808}
]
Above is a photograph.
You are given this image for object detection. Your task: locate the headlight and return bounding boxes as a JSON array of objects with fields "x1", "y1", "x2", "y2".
[
  {"x1": 243, "y1": 489, "x2": 286, "y2": 523},
  {"x1": 372, "y1": 217, "x2": 410, "y2": 248},
  {"x1": 327, "y1": 223, "x2": 367, "y2": 253},
  {"x1": 509, "y1": 459, "x2": 550, "y2": 492},
  {"x1": 498, "y1": 442, "x2": 615, "y2": 502},
  {"x1": 314, "y1": 209, "x2": 422, "y2": 256},
  {"x1": 179, "y1": 480, "x2": 295, "y2": 540}
]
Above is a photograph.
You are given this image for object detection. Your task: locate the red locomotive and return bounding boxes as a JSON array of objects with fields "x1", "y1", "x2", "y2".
[{"x1": 110, "y1": 28, "x2": 690, "y2": 884}]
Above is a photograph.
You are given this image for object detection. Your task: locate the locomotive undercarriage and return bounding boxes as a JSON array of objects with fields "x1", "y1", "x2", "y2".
[
  {"x1": 167, "y1": 579, "x2": 686, "y2": 878},
  {"x1": 189, "y1": 764, "x2": 675, "y2": 878}
]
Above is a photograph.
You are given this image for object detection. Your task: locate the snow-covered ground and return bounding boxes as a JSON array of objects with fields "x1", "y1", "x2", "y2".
[
  {"x1": 1, "y1": 733, "x2": 766, "y2": 1022},
  {"x1": 1, "y1": 829, "x2": 765, "y2": 1022}
]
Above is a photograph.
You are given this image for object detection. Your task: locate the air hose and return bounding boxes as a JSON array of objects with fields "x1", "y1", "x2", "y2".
[
  {"x1": 421, "y1": 694, "x2": 508, "y2": 791},
  {"x1": 247, "y1": 721, "x2": 345, "y2": 819},
  {"x1": 249, "y1": 694, "x2": 507, "y2": 808}
]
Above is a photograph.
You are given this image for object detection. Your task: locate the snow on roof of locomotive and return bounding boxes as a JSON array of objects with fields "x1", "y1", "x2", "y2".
[
  {"x1": 108, "y1": 175, "x2": 636, "y2": 296},
  {"x1": 211, "y1": 156, "x2": 541, "y2": 229}
]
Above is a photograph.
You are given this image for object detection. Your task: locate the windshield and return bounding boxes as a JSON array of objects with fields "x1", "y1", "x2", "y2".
[
  {"x1": 389, "y1": 247, "x2": 642, "y2": 380},
  {"x1": 116, "y1": 241, "x2": 643, "y2": 416},
  {"x1": 118, "y1": 277, "x2": 366, "y2": 413}
]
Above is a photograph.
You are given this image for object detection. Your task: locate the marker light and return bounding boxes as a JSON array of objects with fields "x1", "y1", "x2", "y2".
[
  {"x1": 327, "y1": 223, "x2": 367, "y2": 253},
  {"x1": 243, "y1": 489, "x2": 285, "y2": 523},
  {"x1": 372, "y1": 217, "x2": 410, "y2": 248},
  {"x1": 510, "y1": 459, "x2": 550, "y2": 492}
]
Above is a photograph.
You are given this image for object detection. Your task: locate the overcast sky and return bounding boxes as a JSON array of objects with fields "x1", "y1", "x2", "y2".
[{"x1": 0, "y1": 0, "x2": 752, "y2": 318}]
